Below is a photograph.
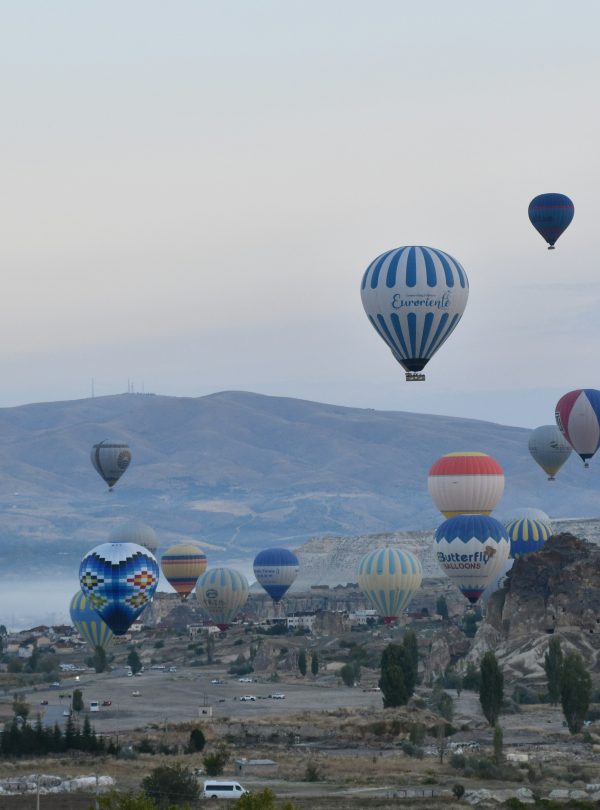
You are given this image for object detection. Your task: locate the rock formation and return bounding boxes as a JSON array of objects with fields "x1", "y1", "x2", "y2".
[{"x1": 468, "y1": 533, "x2": 600, "y2": 683}]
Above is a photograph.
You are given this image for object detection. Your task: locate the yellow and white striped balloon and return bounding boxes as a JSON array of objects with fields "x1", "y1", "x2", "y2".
[{"x1": 357, "y1": 548, "x2": 422, "y2": 623}]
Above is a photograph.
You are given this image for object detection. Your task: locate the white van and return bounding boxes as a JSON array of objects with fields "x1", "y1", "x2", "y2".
[
  {"x1": 202, "y1": 781, "x2": 247, "y2": 800},
  {"x1": 89, "y1": 701, "x2": 99, "y2": 712}
]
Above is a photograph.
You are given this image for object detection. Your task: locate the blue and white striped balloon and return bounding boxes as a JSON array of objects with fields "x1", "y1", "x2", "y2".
[
  {"x1": 196, "y1": 567, "x2": 249, "y2": 629},
  {"x1": 356, "y1": 548, "x2": 422, "y2": 623},
  {"x1": 505, "y1": 518, "x2": 551, "y2": 558},
  {"x1": 361, "y1": 246, "x2": 469, "y2": 379}
]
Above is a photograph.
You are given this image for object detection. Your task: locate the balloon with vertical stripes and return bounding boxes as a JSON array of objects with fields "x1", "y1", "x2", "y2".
[
  {"x1": 196, "y1": 567, "x2": 249, "y2": 629},
  {"x1": 360, "y1": 246, "x2": 469, "y2": 380},
  {"x1": 356, "y1": 547, "x2": 422, "y2": 624}
]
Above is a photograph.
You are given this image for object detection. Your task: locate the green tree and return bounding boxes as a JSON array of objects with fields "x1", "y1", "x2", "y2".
[
  {"x1": 436, "y1": 595, "x2": 449, "y2": 621},
  {"x1": 188, "y1": 727, "x2": 206, "y2": 752},
  {"x1": 430, "y1": 682, "x2": 454, "y2": 721},
  {"x1": 479, "y1": 652, "x2": 504, "y2": 726},
  {"x1": 493, "y1": 723, "x2": 503, "y2": 764},
  {"x1": 544, "y1": 636, "x2": 563, "y2": 705},
  {"x1": 91, "y1": 645, "x2": 108, "y2": 673},
  {"x1": 203, "y1": 743, "x2": 230, "y2": 776},
  {"x1": 13, "y1": 696, "x2": 29, "y2": 720},
  {"x1": 72, "y1": 688, "x2": 84, "y2": 714},
  {"x1": 340, "y1": 664, "x2": 356, "y2": 687},
  {"x1": 560, "y1": 651, "x2": 591, "y2": 734},
  {"x1": 379, "y1": 643, "x2": 415, "y2": 708},
  {"x1": 298, "y1": 649, "x2": 307, "y2": 677},
  {"x1": 141, "y1": 763, "x2": 199, "y2": 807},
  {"x1": 238, "y1": 788, "x2": 299, "y2": 810},
  {"x1": 311, "y1": 652, "x2": 319, "y2": 677},
  {"x1": 462, "y1": 661, "x2": 481, "y2": 691},
  {"x1": 127, "y1": 649, "x2": 143, "y2": 675},
  {"x1": 403, "y1": 630, "x2": 419, "y2": 686}
]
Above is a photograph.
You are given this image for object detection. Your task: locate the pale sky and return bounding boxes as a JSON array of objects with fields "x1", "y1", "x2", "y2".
[{"x1": 0, "y1": 1, "x2": 598, "y2": 426}]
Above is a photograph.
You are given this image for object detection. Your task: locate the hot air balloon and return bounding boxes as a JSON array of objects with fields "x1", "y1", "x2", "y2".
[
  {"x1": 556, "y1": 389, "x2": 600, "y2": 467},
  {"x1": 196, "y1": 568, "x2": 249, "y2": 630},
  {"x1": 91, "y1": 441, "x2": 132, "y2": 490},
  {"x1": 69, "y1": 591, "x2": 113, "y2": 649},
  {"x1": 505, "y1": 518, "x2": 551, "y2": 559},
  {"x1": 508, "y1": 507, "x2": 551, "y2": 523},
  {"x1": 109, "y1": 522, "x2": 158, "y2": 554},
  {"x1": 528, "y1": 193, "x2": 574, "y2": 249},
  {"x1": 434, "y1": 514, "x2": 511, "y2": 604},
  {"x1": 161, "y1": 544, "x2": 208, "y2": 601},
  {"x1": 528, "y1": 425, "x2": 572, "y2": 481},
  {"x1": 481, "y1": 558, "x2": 514, "y2": 609},
  {"x1": 360, "y1": 246, "x2": 469, "y2": 381},
  {"x1": 79, "y1": 543, "x2": 159, "y2": 635},
  {"x1": 428, "y1": 452, "x2": 504, "y2": 517},
  {"x1": 356, "y1": 547, "x2": 422, "y2": 624},
  {"x1": 253, "y1": 548, "x2": 299, "y2": 603}
]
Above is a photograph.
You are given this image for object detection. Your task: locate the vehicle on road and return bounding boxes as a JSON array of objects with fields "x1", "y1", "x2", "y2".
[
  {"x1": 169, "y1": 666, "x2": 177, "y2": 672},
  {"x1": 269, "y1": 693, "x2": 286, "y2": 699},
  {"x1": 239, "y1": 695, "x2": 256, "y2": 702},
  {"x1": 102, "y1": 700, "x2": 112, "y2": 706},
  {"x1": 51, "y1": 682, "x2": 60, "y2": 687},
  {"x1": 90, "y1": 701, "x2": 99, "y2": 712},
  {"x1": 238, "y1": 677, "x2": 253, "y2": 683},
  {"x1": 131, "y1": 690, "x2": 141, "y2": 697},
  {"x1": 40, "y1": 700, "x2": 48, "y2": 705},
  {"x1": 202, "y1": 781, "x2": 247, "y2": 800},
  {"x1": 210, "y1": 678, "x2": 225, "y2": 684},
  {"x1": 63, "y1": 709, "x2": 71, "y2": 717}
]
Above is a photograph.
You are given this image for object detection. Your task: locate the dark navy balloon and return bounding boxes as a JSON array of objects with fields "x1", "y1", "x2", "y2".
[
  {"x1": 253, "y1": 548, "x2": 299, "y2": 602},
  {"x1": 79, "y1": 543, "x2": 159, "y2": 635},
  {"x1": 528, "y1": 193, "x2": 574, "y2": 249}
]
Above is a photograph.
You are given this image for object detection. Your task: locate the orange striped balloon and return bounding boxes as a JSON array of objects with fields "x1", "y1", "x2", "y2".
[{"x1": 161, "y1": 544, "x2": 208, "y2": 600}]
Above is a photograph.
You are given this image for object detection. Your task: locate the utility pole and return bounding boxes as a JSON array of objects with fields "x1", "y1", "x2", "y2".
[{"x1": 36, "y1": 774, "x2": 40, "y2": 810}]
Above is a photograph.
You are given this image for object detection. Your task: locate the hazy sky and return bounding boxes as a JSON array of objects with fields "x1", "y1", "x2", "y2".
[{"x1": 1, "y1": 1, "x2": 598, "y2": 427}]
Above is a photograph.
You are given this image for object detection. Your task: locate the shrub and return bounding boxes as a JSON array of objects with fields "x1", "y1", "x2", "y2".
[
  {"x1": 400, "y1": 741, "x2": 424, "y2": 759},
  {"x1": 141, "y1": 763, "x2": 199, "y2": 806},
  {"x1": 452, "y1": 783, "x2": 465, "y2": 799},
  {"x1": 305, "y1": 762, "x2": 321, "y2": 782},
  {"x1": 188, "y1": 727, "x2": 206, "y2": 753},
  {"x1": 203, "y1": 744, "x2": 229, "y2": 776},
  {"x1": 450, "y1": 752, "x2": 466, "y2": 769},
  {"x1": 136, "y1": 738, "x2": 155, "y2": 754}
]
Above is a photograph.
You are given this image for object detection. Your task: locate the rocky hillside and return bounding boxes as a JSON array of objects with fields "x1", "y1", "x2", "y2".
[{"x1": 469, "y1": 533, "x2": 600, "y2": 684}]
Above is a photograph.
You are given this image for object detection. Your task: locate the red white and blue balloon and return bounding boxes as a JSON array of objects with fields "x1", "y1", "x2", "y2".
[
  {"x1": 360, "y1": 246, "x2": 469, "y2": 380},
  {"x1": 79, "y1": 543, "x2": 159, "y2": 635},
  {"x1": 253, "y1": 548, "x2": 299, "y2": 603},
  {"x1": 434, "y1": 515, "x2": 510, "y2": 604},
  {"x1": 555, "y1": 389, "x2": 600, "y2": 467}
]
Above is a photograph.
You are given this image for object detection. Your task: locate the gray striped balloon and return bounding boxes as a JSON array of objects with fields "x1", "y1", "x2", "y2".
[{"x1": 361, "y1": 246, "x2": 469, "y2": 379}]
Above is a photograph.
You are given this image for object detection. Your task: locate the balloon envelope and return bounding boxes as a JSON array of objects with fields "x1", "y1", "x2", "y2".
[
  {"x1": 161, "y1": 544, "x2": 208, "y2": 600},
  {"x1": 109, "y1": 522, "x2": 158, "y2": 554},
  {"x1": 196, "y1": 567, "x2": 249, "y2": 629},
  {"x1": 69, "y1": 591, "x2": 113, "y2": 649},
  {"x1": 434, "y1": 514, "x2": 511, "y2": 604},
  {"x1": 528, "y1": 193, "x2": 574, "y2": 248},
  {"x1": 253, "y1": 548, "x2": 299, "y2": 602},
  {"x1": 356, "y1": 547, "x2": 422, "y2": 623},
  {"x1": 91, "y1": 441, "x2": 132, "y2": 489},
  {"x1": 556, "y1": 389, "x2": 600, "y2": 466},
  {"x1": 528, "y1": 425, "x2": 572, "y2": 480},
  {"x1": 360, "y1": 246, "x2": 469, "y2": 379},
  {"x1": 428, "y1": 452, "x2": 504, "y2": 517},
  {"x1": 508, "y1": 507, "x2": 551, "y2": 523},
  {"x1": 505, "y1": 518, "x2": 551, "y2": 558},
  {"x1": 79, "y1": 543, "x2": 159, "y2": 635}
]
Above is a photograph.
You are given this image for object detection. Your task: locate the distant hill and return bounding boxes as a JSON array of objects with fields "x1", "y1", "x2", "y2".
[{"x1": 0, "y1": 390, "x2": 598, "y2": 577}]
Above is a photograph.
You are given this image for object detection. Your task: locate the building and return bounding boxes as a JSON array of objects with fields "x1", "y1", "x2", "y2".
[{"x1": 286, "y1": 612, "x2": 316, "y2": 632}]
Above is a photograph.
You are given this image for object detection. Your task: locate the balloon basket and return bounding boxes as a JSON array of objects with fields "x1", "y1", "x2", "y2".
[
  {"x1": 547, "y1": 246, "x2": 555, "y2": 250},
  {"x1": 405, "y1": 372, "x2": 426, "y2": 382}
]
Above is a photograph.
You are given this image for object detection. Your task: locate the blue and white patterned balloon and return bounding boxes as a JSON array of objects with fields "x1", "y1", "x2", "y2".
[
  {"x1": 357, "y1": 547, "x2": 422, "y2": 623},
  {"x1": 361, "y1": 246, "x2": 469, "y2": 379},
  {"x1": 79, "y1": 543, "x2": 159, "y2": 635},
  {"x1": 253, "y1": 548, "x2": 299, "y2": 603}
]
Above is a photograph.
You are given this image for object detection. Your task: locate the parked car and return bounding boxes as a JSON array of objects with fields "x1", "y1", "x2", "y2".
[
  {"x1": 238, "y1": 677, "x2": 253, "y2": 683},
  {"x1": 40, "y1": 700, "x2": 48, "y2": 705},
  {"x1": 131, "y1": 690, "x2": 141, "y2": 697},
  {"x1": 169, "y1": 666, "x2": 177, "y2": 672},
  {"x1": 202, "y1": 781, "x2": 247, "y2": 800},
  {"x1": 269, "y1": 693, "x2": 286, "y2": 700},
  {"x1": 210, "y1": 678, "x2": 225, "y2": 684},
  {"x1": 102, "y1": 700, "x2": 112, "y2": 706},
  {"x1": 239, "y1": 695, "x2": 256, "y2": 702}
]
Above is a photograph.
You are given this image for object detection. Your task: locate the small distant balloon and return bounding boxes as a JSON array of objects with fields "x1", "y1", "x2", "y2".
[
  {"x1": 528, "y1": 425, "x2": 572, "y2": 481},
  {"x1": 196, "y1": 567, "x2": 249, "y2": 630},
  {"x1": 109, "y1": 522, "x2": 158, "y2": 554},
  {"x1": 91, "y1": 441, "x2": 131, "y2": 490},
  {"x1": 69, "y1": 591, "x2": 113, "y2": 650},
  {"x1": 79, "y1": 543, "x2": 159, "y2": 635},
  {"x1": 434, "y1": 514, "x2": 511, "y2": 604},
  {"x1": 161, "y1": 544, "x2": 208, "y2": 601},
  {"x1": 360, "y1": 245, "x2": 469, "y2": 381},
  {"x1": 505, "y1": 518, "x2": 552, "y2": 558},
  {"x1": 528, "y1": 193, "x2": 574, "y2": 249},
  {"x1": 428, "y1": 452, "x2": 504, "y2": 517},
  {"x1": 253, "y1": 548, "x2": 299, "y2": 603},
  {"x1": 555, "y1": 389, "x2": 600, "y2": 467},
  {"x1": 356, "y1": 547, "x2": 422, "y2": 623}
]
